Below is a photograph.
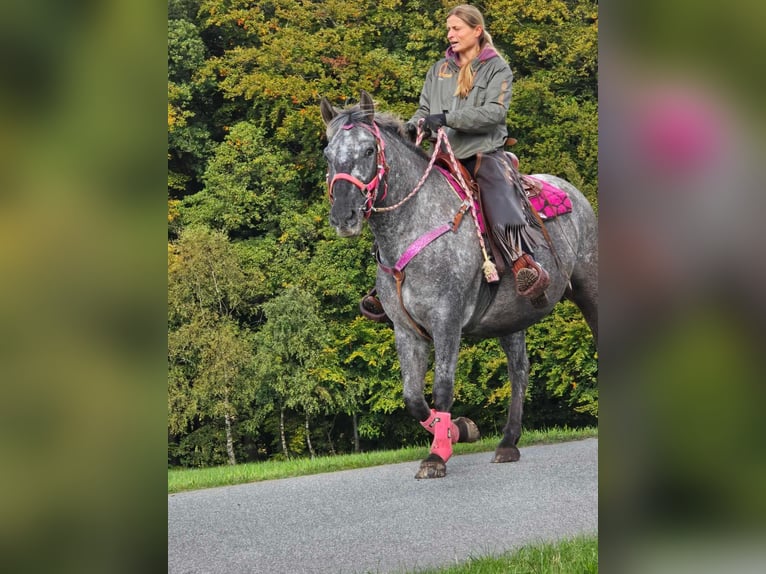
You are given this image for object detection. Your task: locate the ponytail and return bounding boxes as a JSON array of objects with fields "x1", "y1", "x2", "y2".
[
  {"x1": 454, "y1": 30, "x2": 495, "y2": 98},
  {"x1": 455, "y1": 65, "x2": 475, "y2": 99}
]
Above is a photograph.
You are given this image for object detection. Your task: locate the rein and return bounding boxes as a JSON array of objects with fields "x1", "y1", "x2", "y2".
[
  {"x1": 371, "y1": 127, "x2": 445, "y2": 214},
  {"x1": 429, "y1": 129, "x2": 498, "y2": 284}
]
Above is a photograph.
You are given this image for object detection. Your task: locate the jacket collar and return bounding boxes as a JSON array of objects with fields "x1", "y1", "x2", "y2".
[{"x1": 445, "y1": 46, "x2": 499, "y2": 68}]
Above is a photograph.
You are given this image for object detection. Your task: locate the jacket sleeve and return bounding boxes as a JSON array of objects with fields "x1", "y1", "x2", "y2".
[
  {"x1": 445, "y1": 61, "x2": 513, "y2": 133},
  {"x1": 408, "y1": 63, "x2": 438, "y2": 125}
]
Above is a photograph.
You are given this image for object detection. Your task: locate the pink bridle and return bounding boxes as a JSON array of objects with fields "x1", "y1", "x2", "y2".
[{"x1": 326, "y1": 122, "x2": 388, "y2": 218}]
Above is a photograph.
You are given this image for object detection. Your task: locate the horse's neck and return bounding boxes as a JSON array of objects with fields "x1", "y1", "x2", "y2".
[{"x1": 370, "y1": 137, "x2": 456, "y2": 262}]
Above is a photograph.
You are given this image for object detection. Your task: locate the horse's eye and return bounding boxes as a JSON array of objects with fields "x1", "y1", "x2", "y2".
[{"x1": 365, "y1": 147, "x2": 375, "y2": 157}]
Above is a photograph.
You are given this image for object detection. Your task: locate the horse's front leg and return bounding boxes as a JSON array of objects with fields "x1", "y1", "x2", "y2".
[
  {"x1": 396, "y1": 327, "x2": 431, "y2": 420},
  {"x1": 411, "y1": 328, "x2": 479, "y2": 479},
  {"x1": 494, "y1": 331, "x2": 529, "y2": 462}
]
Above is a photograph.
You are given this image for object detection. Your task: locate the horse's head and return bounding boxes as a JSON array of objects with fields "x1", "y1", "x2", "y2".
[{"x1": 320, "y1": 91, "x2": 387, "y2": 237}]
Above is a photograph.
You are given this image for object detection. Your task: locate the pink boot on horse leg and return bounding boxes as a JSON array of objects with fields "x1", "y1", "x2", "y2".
[{"x1": 415, "y1": 410, "x2": 480, "y2": 479}]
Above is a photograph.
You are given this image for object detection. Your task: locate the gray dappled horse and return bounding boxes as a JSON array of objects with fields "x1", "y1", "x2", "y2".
[{"x1": 321, "y1": 91, "x2": 597, "y2": 479}]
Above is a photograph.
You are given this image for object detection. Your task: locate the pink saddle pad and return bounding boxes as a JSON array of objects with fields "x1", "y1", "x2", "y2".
[{"x1": 524, "y1": 176, "x2": 573, "y2": 219}]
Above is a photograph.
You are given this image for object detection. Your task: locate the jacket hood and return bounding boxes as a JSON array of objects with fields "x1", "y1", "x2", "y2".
[{"x1": 445, "y1": 45, "x2": 499, "y2": 66}]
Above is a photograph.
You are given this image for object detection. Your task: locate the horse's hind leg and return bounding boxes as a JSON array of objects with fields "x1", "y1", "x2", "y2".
[
  {"x1": 568, "y1": 249, "x2": 598, "y2": 344},
  {"x1": 494, "y1": 331, "x2": 529, "y2": 463}
]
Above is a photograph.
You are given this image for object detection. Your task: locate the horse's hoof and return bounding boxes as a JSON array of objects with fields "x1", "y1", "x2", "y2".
[
  {"x1": 415, "y1": 454, "x2": 447, "y2": 479},
  {"x1": 453, "y1": 417, "x2": 480, "y2": 443},
  {"x1": 492, "y1": 446, "x2": 521, "y2": 463}
]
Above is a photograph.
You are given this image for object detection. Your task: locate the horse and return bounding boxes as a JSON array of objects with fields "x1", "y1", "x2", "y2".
[{"x1": 320, "y1": 91, "x2": 598, "y2": 479}]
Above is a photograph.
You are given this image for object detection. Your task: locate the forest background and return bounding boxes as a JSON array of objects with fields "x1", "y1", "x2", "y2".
[{"x1": 168, "y1": 0, "x2": 598, "y2": 468}]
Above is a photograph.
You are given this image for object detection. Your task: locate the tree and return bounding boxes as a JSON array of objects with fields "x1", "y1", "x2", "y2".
[
  {"x1": 168, "y1": 5, "x2": 216, "y2": 201},
  {"x1": 526, "y1": 301, "x2": 598, "y2": 418},
  {"x1": 169, "y1": 313, "x2": 255, "y2": 465},
  {"x1": 254, "y1": 286, "x2": 340, "y2": 458},
  {"x1": 334, "y1": 316, "x2": 402, "y2": 450},
  {"x1": 168, "y1": 225, "x2": 257, "y2": 465}
]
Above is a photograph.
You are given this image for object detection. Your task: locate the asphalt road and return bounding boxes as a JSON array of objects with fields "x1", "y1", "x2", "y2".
[{"x1": 168, "y1": 438, "x2": 597, "y2": 574}]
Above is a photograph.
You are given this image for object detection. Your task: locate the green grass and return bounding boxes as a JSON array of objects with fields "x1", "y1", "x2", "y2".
[
  {"x1": 168, "y1": 426, "x2": 597, "y2": 494},
  {"x1": 404, "y1": 534, "x2": 598, "y2": 574}
]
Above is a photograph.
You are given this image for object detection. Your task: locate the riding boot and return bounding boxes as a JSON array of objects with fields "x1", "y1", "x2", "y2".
[
  {"x1": 360, "y1": 287, "x2": 389, "y2": 322},
  {"x1": 512, "y1": 253, "x2": 550, "y2": 308}
]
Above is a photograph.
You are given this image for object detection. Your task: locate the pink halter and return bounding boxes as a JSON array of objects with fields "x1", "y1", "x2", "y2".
[{"x1": 327, "y1": 122, "x2": 388, "y2": 218}]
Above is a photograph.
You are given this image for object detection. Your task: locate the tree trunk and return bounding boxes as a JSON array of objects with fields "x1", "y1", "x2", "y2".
[
  {"x1": 305, "y1": 412, "x2": 316, "y2": 459},
  {"x1": 326, "y1": 429, "x2": 336, "y2": 456},
  {"x1": 224, "y1": 411, "x2": 236, "y2": 466},
  {"x1": 352, "y1": 412, "x2": 360, "y2": 453},
  {"x1": 326, "y1": 415, "x2": 337, "y2": 456},
  {"x1": 279, "y1": 405, "x2": 290, "y2": 460}
]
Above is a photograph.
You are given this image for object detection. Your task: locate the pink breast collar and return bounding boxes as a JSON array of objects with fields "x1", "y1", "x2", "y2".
[{"x1": 376, "y1": 200, "x2": 471, "y2": 340}]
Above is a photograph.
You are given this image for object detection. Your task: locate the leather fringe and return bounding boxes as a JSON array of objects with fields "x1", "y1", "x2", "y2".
[{"x1": 491, "y1": 223, "x2": 546, "y2": 268}]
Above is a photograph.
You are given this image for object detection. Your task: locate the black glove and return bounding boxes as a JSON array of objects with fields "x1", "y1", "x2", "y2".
[
  {"x1": 403, "y1": 122, "x2": 418, "y2": 142},
  {"x1": 424, "y1": 113, "x2": 447, "y2": 133}
]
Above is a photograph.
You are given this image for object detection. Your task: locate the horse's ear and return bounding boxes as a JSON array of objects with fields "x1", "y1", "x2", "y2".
[
  {"x1": 319, "y1": 97, "x2": 338, "y2": 126},
  {"x1": 359, "y1": 90, "x2": 375, "y2": 123}
]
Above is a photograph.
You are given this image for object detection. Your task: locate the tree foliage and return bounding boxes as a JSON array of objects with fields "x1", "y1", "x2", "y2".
[
  {"x1": 168, "y1": 225, "x2": 258, "y2": 464},
  {"x1": 181, "y1": 121, "x2": 301, "y2": 237},
  {"x1": 168, "y1": 0, "x2": 598, "y2": 467}
]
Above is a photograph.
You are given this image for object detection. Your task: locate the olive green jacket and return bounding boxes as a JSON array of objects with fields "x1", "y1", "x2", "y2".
[{"x1": 409, "y1": 46, "x2": 513, "y2": 159}]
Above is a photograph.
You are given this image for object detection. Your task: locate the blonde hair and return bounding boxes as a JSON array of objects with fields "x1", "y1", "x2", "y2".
[{"x1": 448, "y1": 5, "x2": 495, "y2": 98}]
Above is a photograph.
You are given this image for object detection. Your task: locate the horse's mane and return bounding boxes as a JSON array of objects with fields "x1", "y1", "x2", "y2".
[{"x1": 328, "y1": 104, "x2": 430, "y2": 159}]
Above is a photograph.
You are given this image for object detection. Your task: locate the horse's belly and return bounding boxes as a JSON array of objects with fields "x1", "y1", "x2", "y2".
[{"x1": 462, "y1": 279, "x2": 558, "y2": 338}]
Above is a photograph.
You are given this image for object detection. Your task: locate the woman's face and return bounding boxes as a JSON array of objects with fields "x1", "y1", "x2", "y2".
[{"x1": 446, "y1": 15, "x2": 482, "y2": 58}]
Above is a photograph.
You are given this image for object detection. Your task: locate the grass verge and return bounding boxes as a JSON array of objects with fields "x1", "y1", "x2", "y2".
[
  {"x1": 404, "y1": 534, "x2": 598, "y2": 574},
  {"x1": 168, "y1": 426, "x2": 597, "y2": 494}
]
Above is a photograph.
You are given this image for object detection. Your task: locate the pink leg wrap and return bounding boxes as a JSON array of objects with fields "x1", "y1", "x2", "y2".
[{"x1": 420, "y1": 410, "x2": 459, "y2": 462}]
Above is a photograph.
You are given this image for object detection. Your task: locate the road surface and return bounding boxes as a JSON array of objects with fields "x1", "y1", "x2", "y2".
[{"x1": 168, "y1": 438, "x2": 597, "y2": 573}]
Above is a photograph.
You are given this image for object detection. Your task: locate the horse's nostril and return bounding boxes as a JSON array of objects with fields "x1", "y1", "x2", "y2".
[{"x1": 330, "y1": 204, "x2": 359, "y2": 228}]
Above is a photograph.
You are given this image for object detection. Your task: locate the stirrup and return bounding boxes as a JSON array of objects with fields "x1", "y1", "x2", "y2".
[
  {"x1": 513, "y1": 255, "x2": 550, "y2": 308},
  {"x1": 359, "y1": 288, "x2": 389, "y2": 322}
]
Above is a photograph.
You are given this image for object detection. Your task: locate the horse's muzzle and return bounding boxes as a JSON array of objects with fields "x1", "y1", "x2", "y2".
[
  {"x1": 329, "y1": 203, "x2": 364, "y2": 237},
  {"x1": 333, "y1": 224, "x2": 362, "y2": 238}
]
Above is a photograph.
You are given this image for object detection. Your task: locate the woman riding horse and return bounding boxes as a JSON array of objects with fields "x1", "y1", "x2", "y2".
[{"x1": 362, "y1": 4, "x2": 550, "y2": 320}]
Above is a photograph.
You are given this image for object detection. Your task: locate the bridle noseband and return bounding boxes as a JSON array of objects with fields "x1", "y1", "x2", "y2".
[{"x1": 326, "y1": 122, "x2": 388, "y2": 219}]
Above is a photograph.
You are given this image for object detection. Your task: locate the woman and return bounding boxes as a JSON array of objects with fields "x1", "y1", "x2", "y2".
[{"x1": 362, "y1": 4, "x2": 549, "y2": 321}]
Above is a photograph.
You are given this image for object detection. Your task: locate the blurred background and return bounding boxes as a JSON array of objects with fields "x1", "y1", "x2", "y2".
[
  {"x1": 599, "y1": 0, "x2": 766, "y2": 571},
  {"x1": 0, "y1": 1, "x2": 167, "y2": 572},
  {"x1": 0, "y1": 0, "x2": 764, "y2": 572}
]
